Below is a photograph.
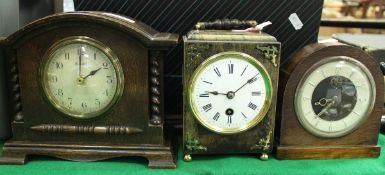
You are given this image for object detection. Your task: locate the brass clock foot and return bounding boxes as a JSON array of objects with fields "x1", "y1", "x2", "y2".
[
  {"x1": 260, "y1": 153, "x2": 268, "y2": 160},
  {"x1": 183, "y1": 154, "x2": 192, "y2": 162},
  {"x1": 150, "y1": 116, "x2": 162, "y2": 125}
]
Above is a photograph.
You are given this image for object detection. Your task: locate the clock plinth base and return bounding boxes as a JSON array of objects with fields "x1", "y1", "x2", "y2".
[
  {"x1": 276, "y1": 144, "x2": 380, "y2": 159},
  {"x1": 0, "y1": 140, "x2": 176, "y2": 169}
]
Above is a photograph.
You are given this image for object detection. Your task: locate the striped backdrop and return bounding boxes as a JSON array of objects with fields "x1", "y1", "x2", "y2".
[{"x1": 74, "y1": 0, "x2": 324, "y2": 116}]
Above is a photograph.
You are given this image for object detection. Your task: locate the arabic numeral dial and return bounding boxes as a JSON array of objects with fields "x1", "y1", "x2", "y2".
[{"x1": 41, "y1": 37, "x2": 124, "y2": 119}]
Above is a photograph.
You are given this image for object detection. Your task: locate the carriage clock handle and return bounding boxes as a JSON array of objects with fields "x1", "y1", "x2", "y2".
[{"x1": 195, "y1": 19, "x2": 257, "y2": 30}]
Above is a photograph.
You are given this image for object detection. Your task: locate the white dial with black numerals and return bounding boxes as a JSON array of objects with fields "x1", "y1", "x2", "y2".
[
  {"x1": 41, "y1": 37, "x2": 124, "y2": 119},
  {"x1": 189, "y1": 52, "x2": 273, "y2": 134},
  {"x1": 295, "y1": 56, "x2": 376, "y2": 138}
]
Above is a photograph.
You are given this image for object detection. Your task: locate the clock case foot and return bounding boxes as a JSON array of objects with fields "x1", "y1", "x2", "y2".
[
  {"x1": 183, "y1": 152, "x2": 270, "y2": 162},
  {"x1": 0, "y1": 140, "x2": 176, "y2": 169},
  {"x1": 276, "y1": 144, "x2": 380, "y2": 159}
]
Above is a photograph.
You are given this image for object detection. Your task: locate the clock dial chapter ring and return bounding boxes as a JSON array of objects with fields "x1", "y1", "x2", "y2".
[
  {"x1": 294, "y1": 56, "x2": 376, "y2": 138},
  {"x1": 40, "y1": 36, "x2": 125, "y2": 119},
  {"x1": 188, "y1": 51, "x2": 273, "y2": 134}
]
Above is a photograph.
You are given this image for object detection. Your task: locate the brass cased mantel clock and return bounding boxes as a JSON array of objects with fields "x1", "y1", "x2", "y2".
[
  {"x1": 183, "y1": 20, "x2": 281, "y2": 161},
  {"x1": 0, "y1": 12, "x2": 178, "y2": 168},
  {"x1": 276, "y1": 43, "x2": 383, "y2": 159}
]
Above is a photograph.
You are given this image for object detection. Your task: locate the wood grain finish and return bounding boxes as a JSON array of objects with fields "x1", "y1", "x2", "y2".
[
  {"x1": 30, "y1": 124, "x2": 143, "y2": 135},
  {"x1": 0, "y1": 12, "x2": 178, "y2": 168},
  {"x1": 276, "y1": 43, "x2": 383, "y2": 159},
  {"x1": 277, "y1": 145, "x2": 380, "y2": 159},
  {"x1": 0, "y1": 140, "x2": 176, "y2": 168}
]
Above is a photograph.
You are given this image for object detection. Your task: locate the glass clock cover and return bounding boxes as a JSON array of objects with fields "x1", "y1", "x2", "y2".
[
  {"x1": 189, "y1": 52, "x2": 272, "y2": 134},
  {"x1": 40, "y1": 36, "x2": 124, "y2": 119},
  {"x1": 295, "y1": 56, "x2": 375, "y2": 138}
]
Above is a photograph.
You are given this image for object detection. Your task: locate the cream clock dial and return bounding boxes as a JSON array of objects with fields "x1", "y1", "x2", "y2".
[
  {"x1": 41, "y1": 37, "x2": 124, "y2": 119},
  {"x1": 189, "y1": 52, "x2": 272, "y2": 134},
  {"x1": 295, "y1": 56, "x2": 375, "y2": 138}
]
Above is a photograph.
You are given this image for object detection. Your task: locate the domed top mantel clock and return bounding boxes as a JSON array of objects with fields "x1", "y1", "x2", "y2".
[
  {"x1": 0, "y1": 12, "x2": 178, "y2": 168},
  {"x1": 276, "y1": 43, "x2": 383, "y2": 159}
]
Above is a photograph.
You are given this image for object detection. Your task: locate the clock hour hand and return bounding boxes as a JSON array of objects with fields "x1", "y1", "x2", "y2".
[
  {"x1": 315, "y1": 97, "x2": 335, "y2": 118},
  {"x1": 205, "y1": 91, "x2": 227, "y2": 96},
  {"x1": 83, "y1": 67, "x2": 102, "y2": 80},
  {"x1": 234, "y1": 74, "x2": 259, "y2": 93}
]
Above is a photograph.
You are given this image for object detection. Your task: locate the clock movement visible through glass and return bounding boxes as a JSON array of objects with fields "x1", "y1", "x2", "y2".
[
  {"x1": 311, "y1": 76, "x2": 357, "y2": 121},
  {"x1": 295, "y1": 56, "x2": 375, "y2": 138},
  {"x1": 40, "y1": 36, "x2": 124, "y2": 119}
]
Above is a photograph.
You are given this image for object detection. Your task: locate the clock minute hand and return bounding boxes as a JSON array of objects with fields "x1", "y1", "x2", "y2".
[
  {"x1": 234, "y1": 74, "x2": 259, "y2": 93},
  {"x1": 78, "y1": 49, "x2": 82, "y2": 77}
]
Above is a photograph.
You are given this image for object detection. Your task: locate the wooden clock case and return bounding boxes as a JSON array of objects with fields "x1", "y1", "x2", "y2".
[
  {"x1": 183, "y1": 26, "x2": 281, "y2": 160},
  {"x1": 276, "y1": 43, "x2": 383, "y2": 159},
  {"x1": 0, "y1": 12, "x2": 178, "y2": 168}
]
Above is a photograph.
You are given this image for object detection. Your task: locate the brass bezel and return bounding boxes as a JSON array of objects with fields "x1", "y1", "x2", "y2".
[
  {"x1": 294, "y1": 56, "x2": 376, "y2": 138},
  {"x1": 40, "y1": 36, "x2": 125, "y2": 119},
  {"x1": 188, "y1": 51, "x2": 273, "y2": 134}
]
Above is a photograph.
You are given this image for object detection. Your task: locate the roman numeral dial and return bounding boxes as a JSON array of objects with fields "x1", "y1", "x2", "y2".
[{"x1": 189, "y1": 52, "x2": 273, "y2": 134}]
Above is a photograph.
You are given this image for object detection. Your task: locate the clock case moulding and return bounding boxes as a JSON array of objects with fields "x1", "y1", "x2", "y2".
[
  {"x1": 183, "y1": 25, "x2": 281, "y2": 160},
  {"x1": 276, "y1": 43, "x2": 383, "y2": 159},
  {"x1": 0, "y1": 11, "x2": 179, "y2": 168}
]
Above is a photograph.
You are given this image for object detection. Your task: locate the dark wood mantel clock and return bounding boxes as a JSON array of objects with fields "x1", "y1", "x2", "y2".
[
  {"x1": 276, "y1": 42, "x2": 383, "y2": 159},
  {"x1": 183, "y1": 19, "x2": 281, "y2": 161},
  {"x1": 0, "y1": 11, "x2": 178, "y2": 168}
]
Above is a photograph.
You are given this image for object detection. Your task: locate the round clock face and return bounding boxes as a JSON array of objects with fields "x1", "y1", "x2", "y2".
[
  {"x1": 295, "y1": 56, "x2": 375, "y2": 138},
  {"x1": 189, "y1": 52, "x2": 273, "y2": 134},
  {"x1": 41, "y1": 36, "x2": 124, "y2": 119}
]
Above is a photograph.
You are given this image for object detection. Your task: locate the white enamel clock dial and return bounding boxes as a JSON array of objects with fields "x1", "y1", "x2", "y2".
[
  {"x1": 41, "y1": 37, "x2": 124, "y2": 119},
  {"x1": 189, "y1": 52, "x2": 273, "y2": 134},
  {"x1": 295, "y1": 56, "x2": 375, "y2": 138}
]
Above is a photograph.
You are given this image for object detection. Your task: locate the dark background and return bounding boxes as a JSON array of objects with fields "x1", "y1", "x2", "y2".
[
  {"x1": 0, "y1": 0, "x2": 55, "y2": 139},
  {"x1": 0, "y1": 0, "x2": 324, "y2": 138},
  {"x1": 74, "y1": 0, "x2": 324, "y2": 116}
]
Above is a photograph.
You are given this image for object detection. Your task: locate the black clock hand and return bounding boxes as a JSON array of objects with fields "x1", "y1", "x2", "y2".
[
  {"x1": 205, "y1": 91, "x2": 227, "y2": 96},
  {"x1": 234, "y1": 73, "x2": 259, "y2": 93},
  {"x1": 83, "y1": 67, "x2": 102, "y2": 80},
  {"x1": 78, "y1": 48, "x2": 82, "y2": 77}
]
